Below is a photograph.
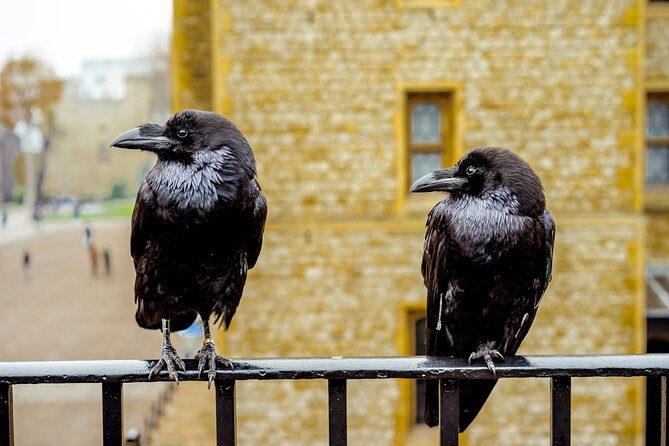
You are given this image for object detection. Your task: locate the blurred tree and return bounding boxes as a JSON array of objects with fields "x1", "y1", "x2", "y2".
[{"x1": 0, "y1": 56, "x2": 63, "y2": 217}]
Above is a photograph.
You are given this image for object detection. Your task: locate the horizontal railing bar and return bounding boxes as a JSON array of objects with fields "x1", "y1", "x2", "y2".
[{"x1": 1, "y1": 355, "x2": 669, "y2": 384}]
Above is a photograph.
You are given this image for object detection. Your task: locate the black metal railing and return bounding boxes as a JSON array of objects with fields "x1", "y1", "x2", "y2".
[{"x1": 1, "y1": 354, "x2": 669, "y2": 446}]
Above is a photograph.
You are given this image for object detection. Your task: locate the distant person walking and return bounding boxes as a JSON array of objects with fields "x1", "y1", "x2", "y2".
[
  {"x1": 103, "y1": 249, "x2": 111, "y2": 276},
  {"x1": 83, "y1": 225, "x2": 93, "y2": 248},
  {"x1": 1, "y1": 209, "x2": 7, "y2": 229},
  {"x1": 89, "y1": 243, "x2": 99, "y2": 276},
  {"x1": 22, "y1": 250, "x2": 31, "y2": 281}
]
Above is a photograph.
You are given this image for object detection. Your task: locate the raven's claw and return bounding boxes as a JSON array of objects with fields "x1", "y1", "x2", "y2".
[
  {"x1": 195, "y1": 340, "x2": 233, "y2": 389},
  {"x1": 468, "y1": 343, "x2": 504, "y2": 377},
  {"x1": 149, "y1": 344, "x2": 186, "y2": 383}
]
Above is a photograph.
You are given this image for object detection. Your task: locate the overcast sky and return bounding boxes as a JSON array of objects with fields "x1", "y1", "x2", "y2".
[{"x1": 0, "y1": 0, "x2": 172, "y2": 78}]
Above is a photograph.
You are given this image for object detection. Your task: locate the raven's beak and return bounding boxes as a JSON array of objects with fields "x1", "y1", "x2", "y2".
[
  {"x1": 410, "y1": 167, "x2": 467, "y2": 193},
  {"x1": 110, "y1": 127, "x2": 171, "y2": 151}
]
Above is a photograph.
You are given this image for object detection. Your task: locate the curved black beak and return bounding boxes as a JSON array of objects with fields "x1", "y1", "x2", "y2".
[
  {"x1": 410, "y1": 167, "x2": 467, "y2": 193},
  {"x1": 110, "y1": 127, "x2": 171, "y2": 151}
]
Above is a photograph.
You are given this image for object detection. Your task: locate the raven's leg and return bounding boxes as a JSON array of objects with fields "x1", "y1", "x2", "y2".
[
  {"x1": 149, "y1": 319, "x2": 186, "y2": 383},
  {"x1": 194, "y1": 319, "x2": 233, "y2": 388},
  {"x1": 468, "y1": 343, "x2": 504, "y2": 377}
]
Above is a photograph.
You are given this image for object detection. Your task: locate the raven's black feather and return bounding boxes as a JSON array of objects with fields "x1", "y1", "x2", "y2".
[
  {"x1": 115, "y1": 109, "x2": 267, "y2": 332},
  {"x1": 412, "y1": 147, "x2": 555, "y2": 431},
  {"x1": 113, "y1": 110, "x2": 266, "y2": 385}
]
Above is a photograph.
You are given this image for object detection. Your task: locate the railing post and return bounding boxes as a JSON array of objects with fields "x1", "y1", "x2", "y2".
[
  {"x1": 102, "y1": 382, "x2": 123, "y2": 446},
  {"x1": 216, "y1": 379, "x2": 236, "y2": 446},
  {"x1": 0, "y1": 384, "x2": 13, "y2": 446},
  {"x1": 440, "y1": 379, "x2": 459, "y2": 446},
  {"x1": 551, "y1": 377, "x2": 571, "y2": 446},
  {"x1": 662, "y1": 376, "x2": 668, "y2": 446},
  {"x1": 328, "y1": 379, "x2": 347, "y2": 446}
]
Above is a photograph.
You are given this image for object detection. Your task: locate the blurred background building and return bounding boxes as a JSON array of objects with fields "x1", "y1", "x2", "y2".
[
  {"x1": 149, "y1": 0, "x2": 667, "y2": 445},
  {"x1": 43, "y1": 58, "x2": 170, "y2": 200},
  {"x1": 0, "y1": 126, "x2": 19, "y2": 202}
]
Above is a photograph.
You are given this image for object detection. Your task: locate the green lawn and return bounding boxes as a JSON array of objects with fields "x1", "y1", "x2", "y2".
[{"x1": 44, "y1": 200, "x2": 135, "y2": 221}]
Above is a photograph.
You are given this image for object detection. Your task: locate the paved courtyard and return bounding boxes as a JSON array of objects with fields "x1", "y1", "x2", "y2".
[{"x1": 0, "y1": 215, "x2": 180, "y2": 445}]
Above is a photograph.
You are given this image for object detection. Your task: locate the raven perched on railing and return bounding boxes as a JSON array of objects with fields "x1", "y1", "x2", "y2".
[
  {"x1": 111, "y1": 110, "x2": 267, "y2": 387},
  {"x1": 410, "y1": 147, "x2": 555, "y2": 431}
]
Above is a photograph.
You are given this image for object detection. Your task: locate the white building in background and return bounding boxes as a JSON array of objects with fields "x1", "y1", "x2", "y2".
[
  {"x1": 78, "y1": 59, "x2": 166, "y2": 102},
  {"x1": 44, "y1": 57, "x2": 170, "y2": 199}
]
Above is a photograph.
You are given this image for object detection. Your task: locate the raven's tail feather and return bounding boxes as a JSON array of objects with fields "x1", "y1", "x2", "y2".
[
  {"x1": 424, "y1": 379, "x2": 440, "y2": 427},
  {"x1": 424, "y1": 378, "x2": 498, "y2": 432}
]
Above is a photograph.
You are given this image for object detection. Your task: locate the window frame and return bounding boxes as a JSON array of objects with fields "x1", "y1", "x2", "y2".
[
  {"x1": 406, "y1": 93, "x2": 453, "y2": 189},
  {"x1": 395, "y1": 83, "x2": 462, "y2": 214},
  {"x1": 647, "y1": 93, "x2": 669, "y2": 186}
]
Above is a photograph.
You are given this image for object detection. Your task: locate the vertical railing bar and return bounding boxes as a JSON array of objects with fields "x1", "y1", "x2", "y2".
[
  {"x1": 0, "y1": 384, "x2": 13, "y2": 446},
  {"x1": 662, "y1": 376, "x2": 668, "y2": 446},
  {"x1": 328, "y1": 379, "x2": 347, "y2": 446},
  {"x1": 440, "y1": 379, "x2": 459, "y2": 446},
  {"x1": 551, "y1": 376, "x2": 571, "y2": 446},
  {"x1": 101, "y1": 382, "x2": 123, "y2": 446},
  {"x1": 216, "y1": 379, "x2": 236, "y2": 446}
]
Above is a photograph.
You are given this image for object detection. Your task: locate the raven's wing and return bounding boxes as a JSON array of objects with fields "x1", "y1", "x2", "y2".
[
  {"x1": 209, "y1": 175, "x2": 267, "y2": 330},
  {"x1": 497, "y1": 209, "x2": 556, "y2": 356},
  {"x1": 421, "y1": 205, "x2": 457, "y2": 427},
  {"x1": 130, "y1": 187, "x2": 154, "y2": 272},
  {"x1": 421, "y1": 206, "x2": 451, "y2": 357},
  {"x1": 534, "y1": 209, "x2": 556, "y2": 309},
  {"x1": 130, "y1": 189, "x2": 200, "y2": 329},
  {"x1": 246, "y1": 178, "x2": 267, "y2": 270}
]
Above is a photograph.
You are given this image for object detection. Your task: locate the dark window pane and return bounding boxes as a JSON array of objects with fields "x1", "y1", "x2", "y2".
[
  {"x1": 411, "y1": 102, "x2": 441, "y2": 144},
  {"x1": 648, "y1": 100, "x2": 669, "y2": 138},
  {"x1": 411, "y1": 153, "x2": 441, "y2": 184},
  {"x1": 646, "y1": 146, "x2": 669, "y2": 184}
]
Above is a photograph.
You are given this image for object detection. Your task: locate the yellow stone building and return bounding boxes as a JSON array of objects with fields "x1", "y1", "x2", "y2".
[{"x1": 164, "y1": 1, "x2": 669, "y2": 444}]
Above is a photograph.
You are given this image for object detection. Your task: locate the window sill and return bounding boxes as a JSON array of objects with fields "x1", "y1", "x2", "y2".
[
  {"x1": 645, "y1": 185, "x2": 669, "y2": 212},
  {"x1": 396, "y1": 0, "x2": 462, "y2": 8},
  {"x1": 649, "y1": 2, "x2": 669, "y2": 19}
]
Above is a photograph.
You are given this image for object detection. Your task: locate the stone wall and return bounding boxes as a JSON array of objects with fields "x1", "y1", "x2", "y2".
[
  {"x1": 646, "y1": 4, "x2": 669, "y2": 86},
  {"x1": 214, "y1": 0, "x2": 643, "y2": 219},
  {"x1": 172, "y1": 0, "x2": 212, "y2": 111}
]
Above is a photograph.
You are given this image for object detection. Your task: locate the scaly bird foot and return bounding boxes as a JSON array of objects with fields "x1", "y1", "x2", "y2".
[
  {"x1": 149, "y1": 344, "x2": 186, "y2": 384},
  {"x1": 468, "y1": 343, "x2": 504, "y2": 377},
  {"x1": 194, "y1": 340, "x2": 233, "y2": 389}
]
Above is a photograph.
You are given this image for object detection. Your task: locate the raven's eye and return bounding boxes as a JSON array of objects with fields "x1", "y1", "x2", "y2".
[
  {"x1": 177, "y1": 129, "x2": 188, "y2": 138},
  {"x1": 466, "y1": 166, "x2": 477, "y2": 177}
]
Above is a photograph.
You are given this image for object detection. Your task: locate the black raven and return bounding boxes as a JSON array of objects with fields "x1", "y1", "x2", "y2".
[
  {"x1": 111, "y1": 109, "x2": 267, "y2": 386},
  {"x1": 410, "y1": 147, "x2": 555, "y2": 431}
]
